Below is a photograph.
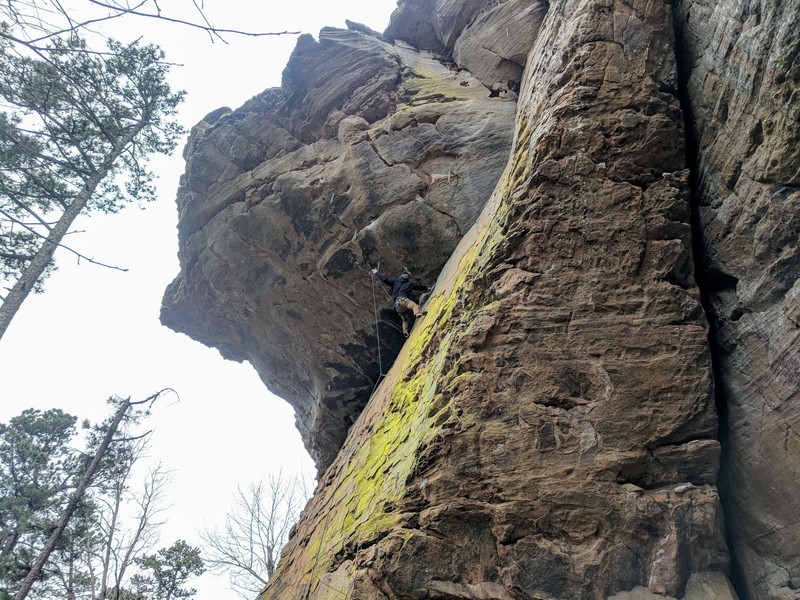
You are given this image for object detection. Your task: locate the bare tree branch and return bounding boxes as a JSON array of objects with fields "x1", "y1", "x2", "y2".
[
  {"x1": 88, "y1": 1, "x2": 301, "y2": 42},
  {"x1": 200, "y1": 472, "x2": 309, "y2": 599},
  {"x1": 0, "y1": 0, "x2": 300, "y2": 53},
  {"x1": 0, "y1": 208, "x2": 129, "y2": 272},
  {"x1": 108, "y1": 463, "x2": 171, "y2": 600}
]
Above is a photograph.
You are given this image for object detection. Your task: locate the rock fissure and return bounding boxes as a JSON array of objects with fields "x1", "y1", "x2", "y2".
[
  {"x1": 477, "y1": 42, "x2": 524, "y2": 69},
  {"x1": 420, "y1": 200, "x2": 464, "y2": 238},
  {"x1": 672, "y1": 0, "x2": 800, "y2": 597},
  {"x1": 367, "y1": 138, "x2": 394, "y2": 168}
]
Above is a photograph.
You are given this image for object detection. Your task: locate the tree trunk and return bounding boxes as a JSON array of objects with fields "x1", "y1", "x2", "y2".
[
  {"x1": 0, "y1": 526, "x2": 20, "y2": 557},
  {"x1": 0, "y1": 176, "x2": 97, "y2": 340},
  {"x1": 13, "y1": 400, "x2": 131, "y2": 600},
  {"x1": 99, "y1": 481, "x2": 123, "y2": 600},
  {"x1": 0, "y1": 126, "x2": 143, "y2": 341}
]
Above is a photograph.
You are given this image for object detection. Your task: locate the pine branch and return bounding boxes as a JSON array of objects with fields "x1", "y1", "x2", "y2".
[{"x1": 0, "y1": 208, "x2": 129, "y2": 273}]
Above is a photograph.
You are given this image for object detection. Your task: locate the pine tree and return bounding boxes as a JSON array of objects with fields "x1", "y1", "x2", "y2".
[
  {"x1": 0, "y1": 35, "x2": 184, "y2": 338},
  {"x1": 132, "y1": 541, "x2": 205, "y2": 600}
]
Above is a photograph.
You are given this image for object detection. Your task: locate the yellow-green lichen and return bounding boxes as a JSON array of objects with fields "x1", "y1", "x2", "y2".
[
  {"x1": 263, "y1": 93, "x2": 535, "y2": 600},
  {"x1": 286, "y1": 261, "x2": 490, "y2": 597}
]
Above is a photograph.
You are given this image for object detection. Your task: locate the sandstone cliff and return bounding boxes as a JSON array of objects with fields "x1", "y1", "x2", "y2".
[
  {"x1": 161, "y1": 27, "x2": 516, "y2": 468},
  {"x1": 162, "y1": 0, "x2": 800, "y2": 598},
  {"x1": 675, "y1": 1, "x2": 800, "y2": 595}
]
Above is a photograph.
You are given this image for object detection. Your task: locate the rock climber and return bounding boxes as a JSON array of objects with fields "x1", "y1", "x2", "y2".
[{"x1": 371, "y1": 268, "x2": 429, "y2": 338}]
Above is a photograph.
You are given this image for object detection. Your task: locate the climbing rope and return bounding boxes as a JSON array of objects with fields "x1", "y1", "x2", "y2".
[
  {"x1": 282, "y1": 269, "x2": 399, "y2": 599},
  {"x1": 370, "y1": 269, "x2": 385, "y2": 382},
  {"x1": 296, "y1": 267, "x2": 429, "y2": 599}
]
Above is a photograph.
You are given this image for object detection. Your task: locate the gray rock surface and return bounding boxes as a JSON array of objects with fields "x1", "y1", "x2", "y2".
[
  {"x1": 453, "y1": 0, "x2": 549, "y2": 94},
  {"x1": 161, "y1": 28, "x2": 516, "y2": 469},
  {"x1": 676, "y1": 0, "x2": 800, "y2": 597},
  {"x1": 386, "y1": 0, "x2": 549, "y2": 94},
  {"x1": 385, "y1": 0, "x2": 486, "y2": 53}
]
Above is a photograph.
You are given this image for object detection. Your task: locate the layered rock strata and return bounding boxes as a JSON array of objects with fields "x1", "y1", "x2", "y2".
[
  {"x1": 162, "y1": 0, "x2": 800, "y2": 596},
  {"x1": 385, "y1": 0, "x2": 549, "y2": 95},
  {"x1": 676, "y1": 0, "x2": 800, "y2": 597},
  {"x1": 259, "y1": 0, "x2": 734, "y2": 597},
  {"x1": 161, "y1": 28, "x2": 516, "y2": 468}
]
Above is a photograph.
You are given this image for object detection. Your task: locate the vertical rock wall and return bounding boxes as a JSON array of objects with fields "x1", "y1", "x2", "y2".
[
  {"x1": 260, "y1": 0, "x2": 735, "y2": 597},
  {"x1": 676, "y1": 0, "x2": 800, "y2": 597},
  {"x1": 163, "y1": 0, "x2": 800, "y2": 596}
]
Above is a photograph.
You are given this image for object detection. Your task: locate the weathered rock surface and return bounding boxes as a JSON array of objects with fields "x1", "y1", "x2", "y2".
[
  {"x1": 453, "y1": 0, "x2": 549, "y2": 94},
  {"x1": 675, "y1": 1, "x2": 800, "y2": 598},
  {"x1": 162, "y1": 0, "x2": 800, "y2": 596},
  {"x1": 385, "y1": 0, "x2": 547, "y2": 94},
  {"x1": 161, "y1": 27, "x2": 516, "y2": 468},
  {"x1": 259, "y1": 0, "x2": 734, "y2": 597}
]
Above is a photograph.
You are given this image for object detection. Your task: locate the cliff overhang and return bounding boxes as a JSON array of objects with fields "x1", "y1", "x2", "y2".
[{"x1": 163, "y1": 0, "x2": 800, "y2": 597}]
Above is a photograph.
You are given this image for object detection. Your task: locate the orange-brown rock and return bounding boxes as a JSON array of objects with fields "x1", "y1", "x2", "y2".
[
  {"x1": 259, "y1": 0, "x2": 733, "y2": 597},
  {"x1": 163, "y1": 0, "x2": 800, "y2": 596}
]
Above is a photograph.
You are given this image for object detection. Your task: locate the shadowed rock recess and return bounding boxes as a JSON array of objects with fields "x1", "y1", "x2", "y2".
[
  {"x1": 161, "y1": 27, "x2": 517, "y2": 469},
  {"x1": 161, "y1": 0, "x2": 800, "y2": 597}
]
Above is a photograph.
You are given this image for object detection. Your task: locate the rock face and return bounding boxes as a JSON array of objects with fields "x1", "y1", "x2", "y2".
[
  {"x1": 162, "y1": 0, "x2": 800, "y2": 597},
  {"x1": 385, "y1": 0, "x2": 548, "y2": 94},
  {"x1": 675, "y1": 0, "x2": 800, "y2": 597},
  {"x1": 259, "y1": 0, "x2": 734, "y2": 596},
  {"x1": 161, "y1": 27, "x2": 516, "y2": 468}
]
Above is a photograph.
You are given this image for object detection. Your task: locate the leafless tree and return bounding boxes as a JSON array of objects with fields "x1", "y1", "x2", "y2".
[
  {"x1": 39, "y1": 462, "x2": 171, "y2": 600},
  {"x1": 13, "y1": 392, "x2": 168, "y2": 600},
  {"x1": 96, "y1": 462, "x2": 171, "y2": 600},
  {"x1": 0, "y1": 0, "x2": 300, "y2": 54},
  {"x1": 200, "y1": 472, "x2": 309, "y2": 599}
]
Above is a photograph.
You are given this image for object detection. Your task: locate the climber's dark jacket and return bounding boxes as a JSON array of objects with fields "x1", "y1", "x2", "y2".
[{"x1": 374, "y1": 271, "x2": 427, "y2": 305}]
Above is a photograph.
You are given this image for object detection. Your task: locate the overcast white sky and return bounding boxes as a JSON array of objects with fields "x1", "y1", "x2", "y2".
[{"x1": 0, "y1": 1, "x2": 398, "y2": 597}]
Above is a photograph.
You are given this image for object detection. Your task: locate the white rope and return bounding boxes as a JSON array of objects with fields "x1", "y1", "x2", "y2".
[{"x1": 370, "y1": 270, "x2": 385, "y2": 380}]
